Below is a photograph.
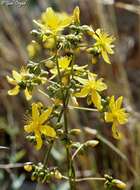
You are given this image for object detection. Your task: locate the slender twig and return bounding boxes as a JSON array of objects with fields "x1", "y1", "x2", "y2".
[
  {"x1": 38, "y1": 89, "x2": 50, "y2": 99},
  {"x1": 62, "y1": 175, "x2": 106, "y2": 182},
  {"x1": 69, "y1": 106, "x2": 98, "y2": 112},
  {"x1": 0, "y1": 146, "x2": 10, "y2": 151},
  {"x1": 72, "y1": 144, "x2": 84, "y2": 160},
  {"x1": 0, "y1": 162, "x2": 33, "y2": 169},
  {"x1": 43, "y1": 141, "x2": 54, "y2": 166}
]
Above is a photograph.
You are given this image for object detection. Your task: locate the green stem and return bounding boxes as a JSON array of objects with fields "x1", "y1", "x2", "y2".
[
  {"x1": 53, "y1": 36, "x2": 76, "y2": 190},
  {"x1": 55, "y1": 55, "x2": 75, "y2": 189},
  {"x1": 43, "y1": 141, "x2": 54, "y2": 166},
  {"x1": 63, "y1": 100, "x2": 76, "y2": 190},
  {"x1": 62, "y1": 55, "x2": 76, "y2": 190}
]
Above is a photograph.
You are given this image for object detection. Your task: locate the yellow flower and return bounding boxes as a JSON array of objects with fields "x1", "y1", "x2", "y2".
[
  {"x1": 93, "y1": 29, "x2": 115, "y2": 64},
  {"x1": 75, "y1": 73, "x2": 107, "y2": 110},
  {"x1": 24, "y1": 103, "x2": 56, "y2": 150},
  {"x1": 39, "y1": 7, "x2": 73, "y2": 34},
  {"x1": 50, "y1": 56, "x2": 71, "y2": 78},
  {"x1": 105, "y1": 96, "x2": 128, "y2": 139},
  {"x1": 58, "y1": 56, "x2": 71, "y2": 69},
  {"x1": 7, "y1": 69, "x2": 32, "y2": 101}
]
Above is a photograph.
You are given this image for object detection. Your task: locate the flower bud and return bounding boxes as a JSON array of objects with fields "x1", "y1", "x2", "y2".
[
  {"x1": 39, "y1": 172, "x2": 45, "y2": 177},
  {"x1": 54, "y1": 170, "x2": 62, "y2": 180},
  {"x1": 24, "y1": 164, "x2": 32, "y2": 172},
  {"x1": 84, "y1": 140, "x2": 99, "y2": 148},
  {"x1": 57, "y1": 129, "x2": 64, "y2": 135},
  {"x1": 44, "y1": 37, "x2": 55, "y2": 49},
  {"x1": 45, "y1": 60, "x2": 55, "y2": 69},
  {"x1": 69, "y1": 129, "x2": 81, "y2": 135},
  {"x1": 112, "y1": 179, "x2": 126, "y2": 189},
  {"x1": 73, "y1": 6, "x2": 80, "y2": 24},
  {"x1": 27, "y1": 41, "x2": 40, "y2": 58}
]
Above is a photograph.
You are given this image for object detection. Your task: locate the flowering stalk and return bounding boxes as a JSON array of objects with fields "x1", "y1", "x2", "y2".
[
  {"x1": 6, "y1": 6, "x2": 128, "y2": 190},
  {"x1": 55, "y1": 49, "x2": 76, "y2": 189}
]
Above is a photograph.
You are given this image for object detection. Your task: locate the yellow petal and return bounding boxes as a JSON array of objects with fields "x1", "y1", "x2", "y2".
[
  {"x1": 57, "y1": 13, "x2": 72, "y2": 29},
  {"x1": 24, "y1": 88, "x2": 32, "y2": 101},
  {"x1": 112, "y1": 122, "x2": 122, "y2": 139},
  {"x1": 44, "y1": 7, "x2": 58, "y2": 30},
  {"x1": 6, "y1": 76, "x2": 17, "y2": 85},
  {"x1": 104, "y1": 112, "x2": 113, "y2": 122},
  {"x1": 106, "y1": 45, "x2": 114, "y2": 54},
  {"x1": 32, "y1": 103, "x2": 39, "y2": 122},
  {"x1": 116, "y1": 96, "x2": 123, "y2": 109},
  {"x1": 58, "y1": 56, "x2": 71, "y2": 69},
  {"x1": 96, "y1": 28, "x2": 101, "y2": 36},
  {"x1": 74, "y1": 76, "x2": 88, "y2": 85},
  {"x1": 35, "y1": 132, "x2": 43, "y2": 150},
  {"x1": 12, "y1": 70, "x2": 22, "y2": 82},
  {"x1": 24, "y1": 124, "x2": 33, "y2": 133},
  {"x1": 39, "y1": 107, "x2": 53, "y2": 124},
  {"x1": 91, "y1": 90, "x2": 102, "y2": 110},
  {"x1": 41, "y1": 125, "x2": 56, "y2": 138},
  {"x1": 43, "y1": 7, "x2": 72, "y2": 33},
  {"x1": 101, "y1": 50, "x2": 111, "y2": 64},
  {"x1": 95, "y1": 79, "x2": 107, "y2": 91},
  {"x1": 75, "y1": 87, "x2": 89, "y2": 97},
  {"x1": 88, "y1": 72, "x2": 97, "y2": 81},
  {"x1": 117, "y1": 111, "x2": 128, "y2": 124},
  {"x1": 8, "y1": 85, "x2": 20, "y2": 96},
  {"x1": 109, "y1": 96, "x2": 115, "y2": 111}
]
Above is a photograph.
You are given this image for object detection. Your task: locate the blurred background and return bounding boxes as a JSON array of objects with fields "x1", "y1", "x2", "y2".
[{"x1": 0, "y1": 0, "x2": 140, "y2": 189}]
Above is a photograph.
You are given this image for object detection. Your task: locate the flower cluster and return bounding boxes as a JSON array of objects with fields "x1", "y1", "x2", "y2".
[
  {"x1": 7, "y1": 66, "x2": 47, "y2": 100},
  {"x1": 6, "y1": 6, "x2": 127, "y2": 189}
]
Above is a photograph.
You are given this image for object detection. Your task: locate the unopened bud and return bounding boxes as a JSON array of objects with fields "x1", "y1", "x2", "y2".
[
  {"x1": 57, "y1": 129, "x2": 64, "y2": 135},
  {"x1": 84, "y1": 140, "x2": 99, "y2": 148},
  {"x1": 73, "y1": 6, "x2": 80, "y2": 24},
  {"x1": 112, "y1": 179, "x2": 126, "y2": 189},
  {"x1": 24, "y1": 164, "x2": 32, "y2": 172},
  {"x1": 39, "y1": 172, "x2": 44, "y2": 177},
  {"x1": 45, "y1": 60, "x2": 55, "y2": 69},
  {"x1": 87, "y1": 48, "x2": 94, "y2": 53},
  {"x1": 69, "y1": 129, "x2": 81, "y2": 135},
  {"x1": 54, "y1": 170, "x2": 62, "y2": 180},
  {"x1": 84, "y1": 127, "x2": 98, "y2": 136}
]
